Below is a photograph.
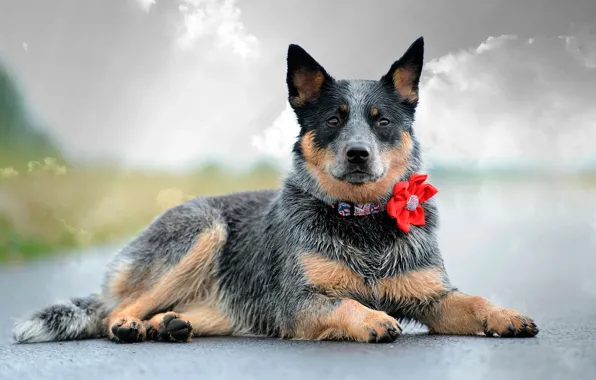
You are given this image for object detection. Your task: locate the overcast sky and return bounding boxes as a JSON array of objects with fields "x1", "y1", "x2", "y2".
[{"x1": 1, "y1": 0, "x2": 595, "y2": 171}]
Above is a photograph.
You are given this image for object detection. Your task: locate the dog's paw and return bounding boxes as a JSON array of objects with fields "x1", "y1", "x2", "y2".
[
  {"x1": 109, "y1": 317, "x2": 146, "y2": 343},
  {"x1": 146, "y1": 313, "x2": 193, "y2": 343},
  {"x1": 356, "y1": 311, "x2": 402, "y2": 343},
  {"x1": 482, "y1": 309, "x2": 539, "y2": 338}
]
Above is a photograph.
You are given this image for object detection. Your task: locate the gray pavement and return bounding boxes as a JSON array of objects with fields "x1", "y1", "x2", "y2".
[{"x1": 1, "y1": 177, "x2": 596, "y2": 379}]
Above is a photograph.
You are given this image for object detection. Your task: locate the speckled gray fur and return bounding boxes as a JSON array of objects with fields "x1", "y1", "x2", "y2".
[{"x1": 13, "y1": 37, "x2": 456, "y2": 343}]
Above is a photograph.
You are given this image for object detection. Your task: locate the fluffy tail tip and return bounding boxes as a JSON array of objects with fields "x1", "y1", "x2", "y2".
[
  {"x1": 13, "y1": 318, "x2": 56, "y2": 343},
  {"x1": 12, "y1": 295, "x2": 105, "y2": 344}
]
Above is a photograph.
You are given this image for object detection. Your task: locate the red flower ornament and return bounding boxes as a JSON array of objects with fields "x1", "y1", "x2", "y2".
[{"x1": 386, "y1": 173, "x2": 438, "y2": 233}]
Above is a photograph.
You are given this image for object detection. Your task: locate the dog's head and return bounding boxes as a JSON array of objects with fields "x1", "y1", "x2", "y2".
[{"x1": 287, "y1": 37, "x2": 424, "y2": 204}]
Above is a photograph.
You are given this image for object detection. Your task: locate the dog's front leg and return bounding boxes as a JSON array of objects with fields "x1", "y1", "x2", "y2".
[
  {"x1": 288, "y1": 296, "x2": 402, "y2": 343},
  {"x1": 422, "y1": 291, "x2": 539, "y2": 338}
]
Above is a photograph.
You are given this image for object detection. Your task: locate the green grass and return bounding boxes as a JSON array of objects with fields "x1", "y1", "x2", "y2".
[{"x1": 0, "y1": 158, "x2": 281, "y2": 265}]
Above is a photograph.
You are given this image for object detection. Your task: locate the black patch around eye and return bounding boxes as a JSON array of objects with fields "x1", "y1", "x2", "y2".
[
  {"x1": 378, "y1": 118, "x2": 391, "y2": 127},
  {"x1": 326, "y1": 116, "x2": 340, "y2": 127}
]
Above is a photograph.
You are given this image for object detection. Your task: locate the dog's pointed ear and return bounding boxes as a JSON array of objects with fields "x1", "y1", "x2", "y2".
[
  {"x1": 381, "y1": 37, "x2": 424, "y2": 105},
  {"x1": 286, "y1": 44, "x2": 333, "y2": 106}
]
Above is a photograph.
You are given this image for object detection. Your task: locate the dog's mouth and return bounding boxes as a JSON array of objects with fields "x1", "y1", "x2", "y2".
[{"x1": 334, "y1": 169, "x2": 383, "y2": 185}]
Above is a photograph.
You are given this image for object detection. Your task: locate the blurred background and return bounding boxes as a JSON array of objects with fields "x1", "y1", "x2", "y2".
[{"x1": 0, "y1": 0, "x2": 595, "y2": 271}]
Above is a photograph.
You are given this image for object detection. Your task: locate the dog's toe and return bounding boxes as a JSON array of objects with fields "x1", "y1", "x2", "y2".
[
  {"x1": 483, "y1": 310, "x2": 539, "y2": 338},
  {"x1": 156, "y1": 313, "x2": 193, "y2": 343}
]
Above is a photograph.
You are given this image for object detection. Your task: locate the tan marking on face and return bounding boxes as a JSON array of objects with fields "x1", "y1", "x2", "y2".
[
  {"x1": 301, "y1": 130, "x2": 333, "y2": 167},
  {"x1": 291, "y1": 69, "x2": 325, "y2": 105},
  {"x1": 339, "y1": 104, "x2": 349, "y2": 113},
  {"x1": 392, "y1": 67, "x2": 419, "y2": 103},
  {"x1": 381, "y1": 130, "x2": 413, "y2": 175},
  {"x1": 371, "y1": 107, "x2": 379, "y2": 117},
  {"x1": 301, "y1": 131, "x2": 413, "y2": 203}
]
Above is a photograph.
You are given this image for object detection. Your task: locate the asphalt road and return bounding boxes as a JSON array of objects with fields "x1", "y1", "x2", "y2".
[{"x1": 1, "y1": 178, "x2": 596, "y2": 379}]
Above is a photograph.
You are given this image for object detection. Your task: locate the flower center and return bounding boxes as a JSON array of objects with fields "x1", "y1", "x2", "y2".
[{"x1": 405, "y1": 194, "x2": 419, "y2": 211}]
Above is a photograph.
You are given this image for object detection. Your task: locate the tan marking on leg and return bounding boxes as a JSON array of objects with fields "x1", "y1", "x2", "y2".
[
  {"x1": 423, "y1": 292, "x2": 539, "y2": 337},
  {"x1": 108, "y1": 267, "x2": 131, "y2": 298},
  {"x1": 144, "y1": 313, "x2": 169, "y2": 332},
  {"x1": 301, "y1": 254, "x2": 370, "y2": 298},
  {"x1": 376, "y1": 267, "x2": 448, "y2": 304},
  {"x1": 106, "y1": 265, "x2": 150, "y2": 300},
  {"x1": 301, "y1": 254, "x2": 445, "y2": 305},
  {"x1": 107, "y1": 225, "x2": 227, "y2": 341},
  {"x1": 177, "y1": 304, "x2": 233, "y2": 337},
  {"x1": 293, "y1": 298, "x2": 401, "y2": 342},
  {"x1": 301, "y1": 131, "x2": 413, "y2": 203}
]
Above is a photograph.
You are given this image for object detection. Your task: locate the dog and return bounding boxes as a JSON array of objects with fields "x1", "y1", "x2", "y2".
[{"x1": 13, "y1": 37, "x2": 538, "y2": 344}]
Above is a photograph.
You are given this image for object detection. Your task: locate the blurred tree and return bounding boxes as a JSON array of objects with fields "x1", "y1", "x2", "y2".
[{"x1": 0, "y1": 61, "x2": 62, "y2": 169}]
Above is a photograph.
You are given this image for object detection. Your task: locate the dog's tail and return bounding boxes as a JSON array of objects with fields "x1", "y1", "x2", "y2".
[{"x1": 13, "y1": 294, "x2": 107, "y2": 343}]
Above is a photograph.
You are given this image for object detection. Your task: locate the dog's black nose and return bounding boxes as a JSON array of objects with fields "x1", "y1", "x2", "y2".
[{"x1": 346, "y1": 145, "x2": 371, "y2": 164}]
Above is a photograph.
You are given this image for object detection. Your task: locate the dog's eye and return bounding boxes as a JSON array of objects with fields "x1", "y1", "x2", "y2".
[
  {"x1": 326, "y1": 117, "x2": 340, "y2": 127},
  {"x1": 378, "y1": 118, "x2": 391, "y2": 127}
]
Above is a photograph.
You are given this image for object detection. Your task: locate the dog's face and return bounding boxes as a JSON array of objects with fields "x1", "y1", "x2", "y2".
[{"x1": 287, "y1": 38, "x2": 424, "y2": 203}]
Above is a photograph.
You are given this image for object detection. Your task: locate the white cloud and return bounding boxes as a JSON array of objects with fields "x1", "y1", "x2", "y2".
[
  {"x1": 22, "y1": 42, "x2": 28, "y2": 52},
  {"x1": 136, "y1": 0, "x2": 156, "y2": 13},
  {"x1": 133, "y1": 0, "x2": 258, "y2": 59},
  {"x1": 251, "y1": 103, "x2": 299, "y2": 168},
  {"x1": 177, "y1": 0, "x2": 259, "y2": 59},
  {"x1": 43, "y1": 0, "x2": 265, "y2": 171},
  {"x1": 562, "y1": 20, "x2": 596, "y2": 69},
  {"x1": 475, "y1": 34, "x2": 517, "y2": 54},
  {"x1": 416, "y1": 34, "x2": 596, "y2": 169}
]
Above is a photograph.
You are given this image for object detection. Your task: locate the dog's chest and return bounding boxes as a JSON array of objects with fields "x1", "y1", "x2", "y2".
[
  {"x1": 301, "y1": 249, "x2": 445, "y2": 313},
  {"x1": 326, "y1": 224, "x2": 433, "y2": 278},
  {"x1": 300, "y1": 227, "x2": 444, "y2": 311}
]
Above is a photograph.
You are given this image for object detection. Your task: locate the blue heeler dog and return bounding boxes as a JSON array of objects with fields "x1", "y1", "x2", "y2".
[{"x1": 13, "y1": 37, "x2": 538, "y2": 344}]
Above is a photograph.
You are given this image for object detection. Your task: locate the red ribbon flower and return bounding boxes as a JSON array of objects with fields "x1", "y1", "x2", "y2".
[{"x1": 386, "y1": 173, "x2": 438, "y2": 233}]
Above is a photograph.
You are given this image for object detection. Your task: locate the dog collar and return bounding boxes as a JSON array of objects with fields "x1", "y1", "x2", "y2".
[
  {"x1": 329, "y1": 201, "x2": 385, "y2": 217},
  {"x1": 312, "y1": 173, "x2": 438, "y2": 233}
]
